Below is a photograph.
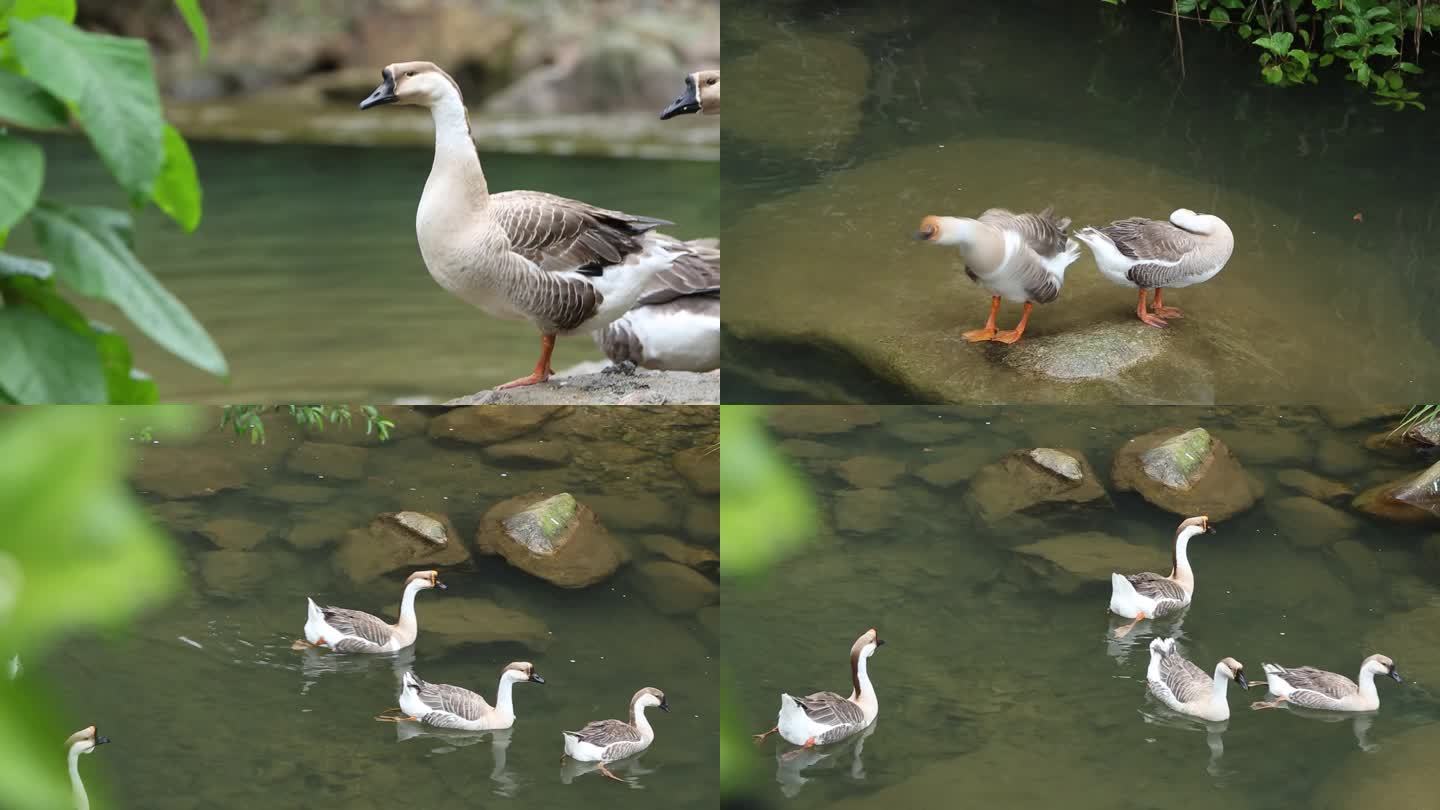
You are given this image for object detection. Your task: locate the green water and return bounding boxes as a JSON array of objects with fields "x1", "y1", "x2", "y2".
[
  {"x1": 724, "y1": 405, "x2": 1440, "y2": 808},
  {"x1": 722, "y1": 0, "x2": 1440, "y2": 405},
  {"x1": 30, "y1": 137, "x2": 718, "y2": 402},
  {"x1": 41, "y1": 407, "x2": 718, "y2": 808}
]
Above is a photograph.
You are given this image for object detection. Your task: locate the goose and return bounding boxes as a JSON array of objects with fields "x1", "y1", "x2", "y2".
[
  {"x1": 659, "y1": 69, "x2": 720, "y2": 119},
  {"x1": 915, "y1": 207, "x2": 1080, "y2": 344},
  {"x1": 1146, "y1": 638, "x2": 1247, "y2": 722},
  {"x1": 65, "y1": 725, "x2": 110, "y2": 810},
  {"x1": 359, "y1": 61, "x2": 695, "y2": 389},
  {"x1": 594, "y1": 236, "x2": 719, "y2": 372},
  {"x1": 1074, "y1": 209, "x2": 1234, "y2": 328},
  {"x1": 562, "y1": 687, "x2": 670, "y2": 782},
  {"x1": 1109, "y1": 516, "x2": 1213, "y2": 638},
  {"x1": 389, "y1": 662, "x2": 545, "y2": 730},
  {"x1": 295, "y1": 570, "x2": 444, "y2": 653},
  {"x1": 1252, "y1": 655, "x2": 1402, "y2": 712},
  {"x1": 754, "y1": 628, "x2": 884, "y2": 749}
]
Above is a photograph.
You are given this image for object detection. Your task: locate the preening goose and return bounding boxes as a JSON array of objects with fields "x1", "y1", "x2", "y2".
[
  {"x1": 562, "y1": 687, "x2": 670, "y2": 782},
  {"x1": 359, "y1": 61, "x2": 695, "y2": 389},
  {"x1": 1252, "y1": 655, "x2": 1402, "y2": 712},
  {"x1": 296, "y1": 570, "x2": 444, "y2": 653},
  {"x1": 65, "y1": 726, "x2": 110, "y2": 810},
  {"x1": 391, "y1": 662, "x2": 545, "y2": 730},
  {"x1": 660, "y1": 69, "x2": 719, "y2": 119},
  {"x1": 1147, "y1": 638, "x2": 1247, "y2": 723},
  {"x1": 754, "y1": 628, "x2": 884, "y2": 749},
  {"x1": 915, "y1": 207, "x2": 1080, "y2": 344},
  {"x1": 1109, "y1": 516, "x2": 1214, "y2": 638},
  {"x1": 1074, "y1": 209, "x2": 1234, "y2": 328},
  {"x1": 594, "y1": 236, "x2": 720, "y2": 372}
]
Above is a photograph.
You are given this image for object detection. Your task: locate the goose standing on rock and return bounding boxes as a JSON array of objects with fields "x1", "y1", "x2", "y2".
[
  {"x1": 296, "y1": 570, "x2": 444, "y2": 653},
  {"x1": 1074, "y1": 209, "x2": 1234, "y2": 328},
  {"x1": 594, "y1": 236, "x2": 720, "y2": 372},
  {"x1": 388, "y1": 662, "x2": 545, "y2": 730},
  {"x1": 754, "y1": 628, "x2": 884, "y2": 749},
  {"x1": 1147, "y1": 638, "x2": 1247, "y2": 722},
  {"x1": 65, "y1": 726, "x2": 110, "y2": 810},
  {"x1": 915, "y1": 208, "x2": 1080, "y2": 344},
  {"x1": 1252, "y1": 655, "x2": 1402, "y2": 712},
  {"x1": 561, "y1": 687, "x2": 670, "y2": 782},
  {"x1": 1109, "y1": 516, "x2": 1214, "y2": 638},
  {"x1": 359, "y1": 61, "x2": 695, "y2": 389},
  {"x1": 659, "y1": 69, "x2": 720, "y2": 118}
]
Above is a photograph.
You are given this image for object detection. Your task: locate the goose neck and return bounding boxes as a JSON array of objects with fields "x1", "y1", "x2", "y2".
[
  {"x1": 495, "y1": 673, "x2": 517, "y2": 717},
  {"x1": 631, "y1": 702, "x2": 656, "y2": 743},
  {"x1": 426, "y1": 91, "x2": 488, "y2": 207},
  {"x1": 68, "y1": 745, "x2": 88, "y2": 810},
  {"x1": 1172, "y1": 526, "x2": 1201, "y2": 590},
  {"x1": 396, "y1": 579, "x2": 424, "y2": 634},
  {"x1": 1209, "y1": 663, "x2": 1231, "y2": 708}
]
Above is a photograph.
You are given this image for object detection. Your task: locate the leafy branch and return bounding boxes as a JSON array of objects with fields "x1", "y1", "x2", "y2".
[{"x1": 220, "y1": 405, "x2": 398, "y2": 445}]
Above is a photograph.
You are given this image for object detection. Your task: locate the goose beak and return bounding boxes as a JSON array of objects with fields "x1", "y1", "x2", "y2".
[
  {"x1": 1236, "y1": 672, "x2": 1248, "y2": 691},
  {"x1": 530, "y1": 672, "x2": 546, "y2": 684},
  {"x1": 876, "y1": 638, "x2": 886, "y2": 647},
  {"x1": 659, "y1": 79, "x2": 700, "y2": 120},
  {"x1": 359, "y1": 71, "x2": 398, "y2": 110},
  {"x1": 658, "y1": 699, "x2": 671, "y2": 712},
  {"x1": 96, "y1": 736, "x2": 111, "y2": 746},
  {"x1": 1390, "y1": 668, "x2": 1404, "y2": 683}
]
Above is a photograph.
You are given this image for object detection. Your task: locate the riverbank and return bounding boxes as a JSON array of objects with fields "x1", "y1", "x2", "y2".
[{"x1": 447, "y1": 368, "x2": 721, "y2": 406}]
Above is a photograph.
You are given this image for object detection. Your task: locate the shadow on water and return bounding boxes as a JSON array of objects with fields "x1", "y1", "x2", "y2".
[
  {"x1": 723, "y1": 0, "x2": 1440, "y2": 405},
  {"x1": 725, "y1": 405, "x2": 1440, "y2": 808},
  {"x1": 38, "y1": 406, "x2": 719, "y2": 809}
]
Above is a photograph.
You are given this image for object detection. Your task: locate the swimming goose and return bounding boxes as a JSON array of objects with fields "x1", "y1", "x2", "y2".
[
  {"x1": 65, "y1": 726, "x2": 110, "y2": 810},
  {"x1": 392, "y1": 662, "x2": 545, "y2": 730},
  {"x1": 296, "y1": 570, "x2": 444, "y2": 653},
  {"x1": 1109, "y1": 516, "x2": 1214, "y2": 638},
  {"x1": 594, "y1": 236, "x2": 720, "y2": 371},
  {"x1": 562, "y1": 687, "x2": 670, "y2": 781},
  {"x1": 1074, "y1": 209, "x2": 1234, "y2": 328},
  {"x1": 915, "y1": 208, "x2": 1080, "y2": 344},
  {"x1": 1252, "y1": 655, "x2": 1402, "y2": 712},
  {"x1": 1147, "y1": 638, "x2": 1247, "y2": 722},
  {"x1": 359, "y1": 61, "x2": 691, "y2": 389},
  {"x1": 754, "y1": 628, "x2": 884, "y2": 749},
  {"x1": 659, "y1": 69, "x2": 720, "y2": 119}
]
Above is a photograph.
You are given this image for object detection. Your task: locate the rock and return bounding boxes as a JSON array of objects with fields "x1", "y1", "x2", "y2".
[
  {"x1": 1316, "y1": 725, "x2": 1440, "y2": 809},
  {"x1": 428, "y1": 406, "x2": 565, "y2": 444},
  {"x1": 475, "y1": 493, "x2": 626, "y2": 588},
  {"x1": 1112, "y1": 427, "x2": 1262, "y2": 520},
  {"x1": 149, "y1": 500, "x2": 206, "y2": 532},
  {"x1": 1002, "y1": 323, "x2": 1170, "y2": 382},
  {"x1": 449, "y1": 371, "x2": 717, "y2": 405},
  {"x1": 837, "y1": 455, "x2": 908, "y2": 489},
  {"x1": 914, "y1": 446, "x2": 998, "y2": 488},
  {"x1": 634, "y1": 561, "x2": 718, "y2": 615},
  {"x1": 672, "y1": 446, "x2": 720, "y2": 495},
  {"x1": 258, "y1": 484, "x2": 338, "y2": 505},
  {"x1": 1318, "y1": 404, "x2": 1408, "y2": 429},
  {"x1": 833, "y1": 488, "x2": 900, "y2": 534},
  {"x1": 1365, "y1": 602, "x2": 1440, "y2": 686},
  {"x1": 1266, "y1": 497, "x2": 1361, "y2": 548},
  {"x1": 286, "y1": 441, "x2": 369, "y2": 481},
  {"x1": 777, "y1": 439, "x2": 845, "y2": 460},
  {"x1": 132, "y1": 446, "x2": 247, "y2": 499},
  {"x1": 638, "y1": 535, "x2": 719, "y2": 573},
  {"x1": 1316, "y1": 437, "x2": 1373, "y2": 476},
  {"x1": 375, "y1": 511, "x2": 461, "y2": 549},
  {"x1": 1011, "y1": 533, "x2": 1171, "y2": 595},
  {"x1": 967, "y1": 448, "x2": 1107, "y2": 525},
  {"x1": 198, "y1": 518, "x2": 271, "y2": 551},
  {"x1": 581, "y1": 492, "x2": 676, "y2": 532},
  {"x1": 334, "y1": 511, "x2": 469, "y2": 583},
  {"x1": 883, "y1": 416, "x2": 972, "y2": 445},
  {"x1": 1214, "y1": 426, "x2": 1313, "y2": 466},
  {"x1": 767, "y1": 406, "x2": 880, "y2": 436},
  {"x1": 423, "y1": 598, "x2": 552, "y2": 653},
  {"x1": 199, "y1": 550, "x2": 291, "y2": 597},
  {"x1": 1405, "y1": 416, "x2": 1440, "y2": 447},
  {"x1": 726, "y1": 36, "x2": 868, "y2": 160},
  {"x1": 285, "y1": 508, "x2": 354, "y2": 551},
  {"x1": 1274, "y1": 469, "x2": 1353, "y2": 503},
  {"x1": 684, "y1": 502, "x2": 719, "y2": 543},
  {"x1": 1352, "y1": 462, "x2": 1440, "y2": 525},
  {"x1": 482, "y1": 439, "x2": 571, "y2": 467},
  {"x1": 1391, "y1": 459, "x2": 1440, "y2": 518},
  {"x1": 1328, "y1": 540, "x2": 1381, "y2": 586}
]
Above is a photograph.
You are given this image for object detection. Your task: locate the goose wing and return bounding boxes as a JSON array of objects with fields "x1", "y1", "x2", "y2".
[
  {"x1": 1097, "y1": 217, "x2": 1205, "y2": 288},
  {"x1": 411, "y1": 675, "x2": 492, "y2": 723},
  {"x1": 636, "y1": 237, "x2": 720, "y2": 306},
  {"x1": 568, "y1": 718, "x2": 641, "y2": 748},
  {"x1": 1274, "y1": 666, "x2": 1358, "y2": 706},
  {"x1": 1156, "y1": 647, "x2": 1212, "y2": 705},
  {"x1": 979, "y1": 207, "x2": 1072, "y2": 258},
  {"x1": 1126, "y1": 572, "x2": 1187, "y2": 605},
  {"x1": 318, "y1": 606, "x2": 393, "y2": 649},
  {"x1": 793, "y1": 691, "x2": 864, "y2": 728},
  {"x1": 490, "y1": 190, "x2": 669, "y2": 275}
]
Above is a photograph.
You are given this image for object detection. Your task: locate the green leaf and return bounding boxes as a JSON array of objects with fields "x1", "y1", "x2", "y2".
[
  {"x1": 720, "y1": 406, "x2": 817, "y2": 580},
  {"x1": 10, "y1": 17, "x2": 165, "y2": 199},
  {"x1": 1263, "y1": 64, "x2": 1284, "y2": 84},
  {"x1": 0, "y1": 306, "x2": 106, "y2": 403},
  {"x1": 92, "y1": 323, "x2": 158, "y2": 403},
  {"x1": 30, "y1": 202, "x2": 228, "y2": 377},
  {"x1": 1335, "y1": 32, "x2": 1362, "y2": 47},
  {"x1": 1209, "y1": 7, "x2": 1230, "y2": 27},
  {"x1": 1254, "y1": 32, "x2": 1294, "y2": 54},
  {"x1": 1356, "y1": 63, "x2": 1372, "y2": 84},
  {"x1": 1364, "y1": 5, "x2": 1391, "y2": 19},
  {"x1": 1386, "y1": 71, "x2": 1403, "y2": 90},
  {"x1": 172, "y1": 0, "x2": 210, "y2": 61},
  {"x1": 0, "y1": 251, "x2": 52, "y2": 280},
  {"x1": 152, "y1": 125, "x2": 202, "y2": 232},
  {"x1": 1239, "y1": 23, "x2": 1253, "y2": 37},
  {"x1": 0, "y1": 134, "x2": 42, "y2": 235},
  {"x1": 1318, "y1": 53, "x2": 1336, "y2": 67},
  {"x1": 1289, "y1": 49, "x2": 1311, "y2": 70},
  {"x1": 0, "y1": 0, "x2": 76, "y2": 31},
  {"x1": 0, "y1": 71, "x2": 68, "y2": 129},
  {"x1": 1372, "y1": 41, "x2": 1398, "y2": 56},
  {"x1": 1369, "y1": 22, "x2": 1397, "y2": 37},
  {"x1": 1397, "y1": 61, "x2": 1423, "y2": 74}
]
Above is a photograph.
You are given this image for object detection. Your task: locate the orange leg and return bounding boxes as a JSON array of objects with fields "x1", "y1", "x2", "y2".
[
  {"x1": 1250, "y1": 695, "x2": 1287, "y2": 710},
  {"x1": 802, "y1": 736, "x2": 817, "y2": 749},
  {"x1": 598, "y1": 763, "x2": 625, "y2": 783},
  {"x1": 497, "y1": 334, "x2": 557, "y2": 389},
  {"x1": 962, "y1": 296, "x2": 1001, "y2": 342},
  {"x1": 991, "y1": 301, "x2": 1033, "y2": 344},
  {"x1": 1152, "y1": 288, "x2": 1184, "y2": 319},
  {"x1": 1112, "y1": 611, "x2": 1147, "y2": 639},
  {"x1": 753, "y1": 726, "x2": 779, "y2": 745},
  {"x1": 1136, "y1": 289, "x2": 1169, "y2": 328}
]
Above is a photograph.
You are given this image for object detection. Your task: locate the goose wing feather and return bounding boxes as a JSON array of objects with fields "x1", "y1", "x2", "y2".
[
  {"x1": 794, "y1": 691, "x2": 865, "y2": 728},
  {"x1": 411, "y1": 675, "x2": 491, "y2": 722},
  {"x1": 318, "y1": 606, "x2": 392, "y2": 649},
  {"x1": 1157, "y1": 647, "x2": 1213, "y2": 705},
  {"x1": 1275, "y1": 666, "x2": 1358, "y2": 706},
  {"x1": 490, "y1": 190, "x2": 669, "y2": 274}
]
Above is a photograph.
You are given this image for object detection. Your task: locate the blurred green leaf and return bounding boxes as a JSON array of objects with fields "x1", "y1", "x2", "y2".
[
  {"x1": 0, "y1": 306, "x2": 105, "y2": 403},
  {"x1": 719, "y1": 405, "x2": 818, "y2": 579},
  {"x1": 172, "y1": 0, "x2": 210, "y2": 61},
  {"x1": 152, "y1": 125, "x2": 202, "y2": 232},
  {"x1": 0, "y1": 72, "x2": 68, "y2": 130},
  {"x1": 94, "y1": 325, "x2": 159, "y2": 404},
  {"x1": 0, "y1": 0, "x2": 75, "y2": 30},
  {"x1": 0, "y1": 135, "x2": 42, "y2": 235}
]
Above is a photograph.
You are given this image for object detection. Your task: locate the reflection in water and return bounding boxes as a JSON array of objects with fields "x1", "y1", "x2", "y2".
[
  {"x1": 1138, "y1": 708, "x2": 1230, "y2": 780},
  {"x1": 560, "y1": 754, "x2": 658, "y2": 788},
  {"x1": 1103, "y1": 614, "x2": 1188, "y2": 664},
  {"x1": 295, "y1": 646, "x2": 417, "y2": 694},
  {"x1": 393, "y1": 724, "x2": 520, "y2": 796},
  {"x1": 775, "y1": 721, "x2": 876, "y2": 798},
  {"x1": 1259, "y1": 706, "x2": 1378, "y2": 753}
]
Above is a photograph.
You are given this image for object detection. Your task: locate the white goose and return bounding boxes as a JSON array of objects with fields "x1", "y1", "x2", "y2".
[
  {"x1": 1074, "y1": 209, "x2": 1234, "y2": 328},
  {"x1": 1109, "y1": 516, "x2": 1213, "y2": 637},
  {"x1": 358, "y1": 61, "x2": 694, "y2": 389},
  {"x1": 754, "y1": 628, "x2": 884, "y2": 749},
  {"x1": 1147, "y1": 638, "x2": 1247, "y2": 722},
  {"x1": 659, "y1": 69, "x2": 720, "y2": 119},
  {"x1": 1253, "y1": 655, "x2": 1402, "y2": 712},
  {"x1": 594, "y1": 237, "x2": 719, "y2": 372},
  {"x1": 296, "y1": 570, "x2": 444, "y2": 653},
  {"x1": 65, "y1": 725, "x2": 110, "y2": 810},
  {"x1": 392, "y1": 662, "x2": 545, "y2": 730},
  {"x1": 562, "y1": 687, "x2": 670, "y2": 782}
]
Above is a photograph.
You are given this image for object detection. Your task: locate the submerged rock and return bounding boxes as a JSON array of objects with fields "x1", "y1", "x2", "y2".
[
  {"x1": 581, "y1": 492, "x2": 676, "y2": 532},
  {"x1": 837, "y1": 455, "x2": 908, "y2": 489},
  {"x1": 833, "y1": 488, "x2": 900, "y2": 534},
  {"x1": 1002, "y1": 323, "x2": 1169, "y2": 382},
  {"x1": 726, "y1": 36, "x2": 868, "y2": 160},
  {"x1": 1315, "y1": 723, "x2": 1440, "y2": 809},
  {"x1": 334, "y1": 511, "x2": 469, "y2": 583},
  {"x1": 132, "y1": 446, "x2": 247, "y2": 499},
  {"x1": 199, "y1": 550, "x2": 295, "y2": 597},
  {"x1": 285, "y1": 507, "x2": 354, "y2": 551},
  {"x1": 968, "y1": 448, "x2": 1107, "y2": 526},
  {"x1": 639, "y1": 534, "x2": 719, "y2": 574},
  {"x1": 482, "y1": 439, "x2": 571, "y2": 467},
  {"x1": 423, "y1": 598, "x2": 552, "y2": 653},
  {"x1": 1366, "y1": 602, "x2": 1440, "y2": 685},
  {"x1": 1011, "y1": 532, "x2": 1170, "y2": 595},
  {"x1": 672, "y1": 446, "x2": 720, "y2": 495},
  {"x1": 258, "y1": 483, "x2": 338, "y2": 505},
  {"x1": 1267, "y1": 497, "x2": 1361, "y2": 549},
  {"x1": 767, "y1": 405, "x2": 880, "y2": 436},
  {"x1": 1274, "y1": 469, "x2": 1353, "y2": 503},
  {"x1": 476, "y1": 493, "x2": 626, "y2": 587},
  {"x1": 1112, "y1": 427, "x2": 1262, "y2": 520},
  {"x1": 286, "y1": 441, "x2": 369, "y2": 481},
  {"x1": 634, "y1": 561, "x2": 718, "y2": 616},
  {"x1": 1327, "y1": 540, "x2": 1381, "y2": 586},
  {"x1": 428, "y1": 406, "x2": 565, "y2": 445},
  {"x1": 913, "y1": 446, "x2": 998, "y2": 488},
  {"x1": 199, "y1": 518, "x2": 272, "y2": 551},
  {"x1": 1352, "y1": 460, "x2": 1440, "y2": 525}
]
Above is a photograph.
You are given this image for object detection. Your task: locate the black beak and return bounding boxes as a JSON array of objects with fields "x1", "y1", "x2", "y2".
[
  {"x1": 1206, "y1": 524, "x2": 1217, "y2": 534},
  {"x1": 359, "y1": 71, "x2": 398, "y2": 110},
  {"x1": 1390, "y1": 668, "x2": 1404, "y2": 683},
  {"x1": 658, "y1": 699, "x2": 671, "y2": 712},
  {"x1": 1236, "y1": 672, "x2": 1249, "y2": 691},
  {"x1": 530, "y1": 672, "x2": 545, "y2": 684},
  {"x1": 434, "y1": 580, "x2": 446, "y2": 590},
  {"x1": 876, "y1": 638, "x2": 886, "y2": 647},
  {"x1": 96, "y1": 736, "x2": 111, "y2": 746},
  {"x1": 659, "y1": 77, "x2": 701, "y2": 120}
]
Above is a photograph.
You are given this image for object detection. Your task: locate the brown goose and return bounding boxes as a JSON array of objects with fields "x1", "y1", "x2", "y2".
[
  {"x1": 660, "y1": 69, "x2": 720, "y2": 119},
  {"x1": 562, "y1": 687, "x2": 670, "y2": 781},
  {"x1": 1074, "y1": 209, "x2": 1234, "y2": 327},
  {"x1": 753, "y1": 628, "x2": 884, "y2": 749},
  {"x1": 594, "y1": 236, "x2": 719, "y2": 371},
  {"x1": 358, "y1": 61, "x2": 695, "y2": 388},
  {"x1": 1108, "y1": 516, "x2": 1214, "y2": 638},
  {"x1": 298, "y1": 570, "x2": 444, "y2": 653}
]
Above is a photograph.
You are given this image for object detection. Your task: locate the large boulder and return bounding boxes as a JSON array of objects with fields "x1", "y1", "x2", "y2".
[
  {"x1": 1352, "y1": 460, "x2": 1440, "y2": 525},
  {"x1": 286, "y1": 441, "x2": 369, "y2": 481},
  {"x1": 428, "y1": 407, "x2": 566, "y2": 445},
  {"x1": 968, "y1": 448, "x2": 1107, "y2": 525},
  {"x1": 634, "y1": 561, "x2": 718, "y2": 616},
  {"x1": 132, "y1": 446, "x2": 247, "y2": 499},
  {"x1": 1011, "y1": 532, "x2": 1171, "y2": 595},
  {"x1": 1112, "y1": 427, "x2": 1262, "y2": 520},
  {"x1": 334, "y1": 511, "x2": 469, "y2": 583},
  {"x1": 422, "y1": 598, "x2": 552, "y2": 653},
  {"x1": 475, "y1": 493, "x2": 626, "y2": 587}
]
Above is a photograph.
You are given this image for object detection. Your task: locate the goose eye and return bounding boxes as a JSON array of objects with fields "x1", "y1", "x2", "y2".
[
  {"x1": 706, "y1": 77, "x2": 717, "y2": 85},
  {"x1": 405, "y1": 71, "x2": 416, "y2": 77}
]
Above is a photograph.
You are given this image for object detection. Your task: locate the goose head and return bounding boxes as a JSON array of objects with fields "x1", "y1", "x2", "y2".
[
  {"x1": 65, "y1": 726, "x2": 110, "y2": 755},
  {"x1": 360, "y1": 61, "x2": 463, "y2": 110},
  {"x1": 1177, "y1": 515, "x2": 1215, "y2": 537},
  {"x1": 660, "y1": 70, "x2": 720, "y2": 119},
  {"x1": 1363, "y1": 654, "x2": 1403, "y2": 683},
  {"x1": 1219, "y1": 657, "x2": 1248, "y2": 690},
  {"x1": 632, "y1": 686, "x2": 670, "y2": 713},
  {"x1": 405, "y1": 570, "x2": 446, "y2": 591},
  {"x1": 1168, "y1": 208, "x2": 1229, "y2": 236},
  {"x1": 914, "y1": 215, "x2": 978, "y2": 247},
  {"x1": 852, "y1": 627, "x2": 885, "y2": 659},
  {"x1": 503, "y1": 661, "x2": 545, "y2": 685}
]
